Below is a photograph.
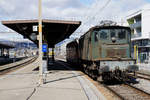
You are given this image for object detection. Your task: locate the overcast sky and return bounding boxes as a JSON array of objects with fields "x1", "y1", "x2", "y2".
[{"x1": 0, "y1": 0, "x2": 150, "y2": 41}]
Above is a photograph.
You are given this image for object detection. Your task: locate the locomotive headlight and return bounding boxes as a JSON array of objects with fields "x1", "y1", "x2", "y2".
[{"x1": 111, "y1": 37, "x2": 116, "y2": 43}]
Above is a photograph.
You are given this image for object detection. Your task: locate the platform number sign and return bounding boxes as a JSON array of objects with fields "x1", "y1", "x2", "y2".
[{"x1": 42, "y1": 44, "x2": 47, "y2": 52}]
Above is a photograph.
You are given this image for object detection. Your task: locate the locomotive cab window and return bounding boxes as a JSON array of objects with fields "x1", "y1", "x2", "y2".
[
  {"x1": 110, "y1": 30, "x2": 116, "y2": 38},
  {"x1": 118, "y1": 29, "x2": 126, "y2": 39},
  {"x1": 99, "y1": 29, "x2": 108, "y2": 39}
]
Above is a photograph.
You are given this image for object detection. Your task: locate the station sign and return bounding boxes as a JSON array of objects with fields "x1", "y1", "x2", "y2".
[
  {"x1": 42, "y1": 44, "x2": 47, "y2": 52},
  {"x1": 33, "y1": 25, "x2": 38, "y2": 32}
]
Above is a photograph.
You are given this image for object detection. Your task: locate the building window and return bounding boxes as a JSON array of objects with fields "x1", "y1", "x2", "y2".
[{"x1": 142, "y1": 40, "x2": 148, "y2": 46}]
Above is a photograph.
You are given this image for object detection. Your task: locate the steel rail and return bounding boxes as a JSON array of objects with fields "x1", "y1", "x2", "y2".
[
  {"x1": 102, "y1": 84, "x2": 126, "y2": 100},
  {"x1": 124, "y1": 74, "x2": 150, "y2": 98},
  {"x1": 137, "y1": 75, "x2": 150, "y2": 81},
  {"x1": 128, "y1": 73, "x2": 150, "y2": 81},
  {"x1": 101, "y1": 74, "x2": 150, "y2": 100},
  {"x1": 136, "y1": 72, "x2": 150, "y2": 77},
  {"x1": 0, "y1": 57, "x2": 37, "y2": 75},
  {"x1": 125, "y1": 83, "x2": 150, "y2": 98},
  {"x1": 103, "y1": 83, "x2": 150, "y2": 100}
]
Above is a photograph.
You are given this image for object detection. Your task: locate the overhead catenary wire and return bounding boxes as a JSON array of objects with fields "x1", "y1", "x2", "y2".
[
  {"x1": 91, "y1": 0, "x2": 111, "y2": 20},
  {"x1": 82, "y1": 0, "x2": 111, "y2": 26},
  {"x1": 74, "y1": 0, "x2": 112, "y2": 38},
  {"x1": 82, "y1": 0, "x2": 100, "y2": 21},
  {"x1": 73, "y1": 0, "x2": 100, "y2": 34}
]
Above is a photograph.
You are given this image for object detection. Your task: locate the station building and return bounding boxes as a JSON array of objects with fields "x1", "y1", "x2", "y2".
[{"x1": 126, "y1": 5, "x2": 150, "y2": 63}]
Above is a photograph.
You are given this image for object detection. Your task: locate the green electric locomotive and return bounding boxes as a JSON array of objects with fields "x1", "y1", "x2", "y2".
[{"x1": 66, "y1": 24, "x2": 138, "y2": 81}]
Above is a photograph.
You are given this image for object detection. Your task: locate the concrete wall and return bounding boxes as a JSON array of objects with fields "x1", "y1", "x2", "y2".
[{"x1": 142, "y1": 9, "x2": 150, "y2": 38}]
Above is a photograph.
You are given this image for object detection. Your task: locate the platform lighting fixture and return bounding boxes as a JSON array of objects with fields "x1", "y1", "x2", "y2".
[
  {"x1": 30, "y1": 33, "x2": 37, "y2": 41},
  {"x1": 22, "y1": 26, "x2": 27, "y2": 30}
]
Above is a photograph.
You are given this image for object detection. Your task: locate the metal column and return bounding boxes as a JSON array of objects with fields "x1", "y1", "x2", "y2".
[{"x1": 52, "y1": 48, "x2": 55, "y2": 63}]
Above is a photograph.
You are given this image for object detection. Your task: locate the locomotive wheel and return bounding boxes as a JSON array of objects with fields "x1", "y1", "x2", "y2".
[
  {"x1": 93, "y1": 70, "x2": 98, "y2": 80},
  {"x1": 84, "y1": 67, "x2": 88, "y2": 75},
  {"x1": 102, "y1": 72, "x2": 112, "y2": 82},
  {"x1": 91, "y1": 71, "x2": 95, "y2": 80},
  {"x1": 83, "y1": 65, "x2": 98, "y2": 81},
  {"x1": 89, "y1": 70, "x2": 92, "y2": 77},
  {"x1": 102, "y1": 73, "x2": 107, "y2": 81},
  {"x1": 92, "y1": 75, "x2": 97, "y2": 81}
]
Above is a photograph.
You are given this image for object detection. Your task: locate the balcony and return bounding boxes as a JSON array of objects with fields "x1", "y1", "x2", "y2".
[
  {"x1": 130, "y1": 21, "x2": 141, "y2": 29},
  {"x1": 131, "y1": 33, "x2": 141, "y2": 39}
]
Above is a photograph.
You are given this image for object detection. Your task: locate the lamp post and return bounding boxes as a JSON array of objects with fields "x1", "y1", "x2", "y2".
[{"x1": 38, "y1": 0, "x2": 43, "y2": 84}]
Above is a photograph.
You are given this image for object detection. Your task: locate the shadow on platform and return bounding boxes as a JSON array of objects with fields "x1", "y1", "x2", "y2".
[
  {"x1": 33, "y1": 59, "x2": 81, "y2": 71},
  {"x1": 45, "y1": 74, "x2": 84, "y2": 84}
]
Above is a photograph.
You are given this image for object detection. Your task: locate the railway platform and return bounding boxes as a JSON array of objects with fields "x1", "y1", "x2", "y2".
[{"x1": 0, "y1": 58, "x2": 106, "y2": 100}]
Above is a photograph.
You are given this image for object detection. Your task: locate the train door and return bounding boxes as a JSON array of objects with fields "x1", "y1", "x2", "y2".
[
  {"x1": 91, "y1": 31, "x2": 99, "y2": 60},
  {"x1": 79, "y1": 37, "x2": 84, "y2": 60},
  {"x1": 82, "y1": 35, "x2": 88, "y2": 60},
  {"x1": 84, "y1": 32, "x2": 91, "y2": 60},
  {"x1": 87, "y1": 32, "x2": 92, "y2": 60}
]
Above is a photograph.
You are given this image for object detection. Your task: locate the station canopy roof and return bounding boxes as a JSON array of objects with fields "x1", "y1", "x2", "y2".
[
  {"x1": 2, "y1": 19, "x2": 81, "y2": 48},
  {"x1": 0, "y1": 42, "x2": 14, "y2": 49}
]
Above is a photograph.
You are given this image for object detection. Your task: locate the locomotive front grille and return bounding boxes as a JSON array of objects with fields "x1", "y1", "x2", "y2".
[{"x1": 106, "y1": 49, "x2": 126, "y2": 58}]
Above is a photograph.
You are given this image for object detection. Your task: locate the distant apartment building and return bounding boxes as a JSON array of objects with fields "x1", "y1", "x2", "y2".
[{"x1": 126, "y1": 5, "x2": 150, "y2": 63}]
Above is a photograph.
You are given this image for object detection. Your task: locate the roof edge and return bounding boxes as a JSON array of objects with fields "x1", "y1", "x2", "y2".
[{"x1": 2, "y1": 19, "x2": 81, "y2": 25}]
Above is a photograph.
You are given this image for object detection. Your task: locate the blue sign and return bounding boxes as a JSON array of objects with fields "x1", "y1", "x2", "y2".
[{"x1": 42, "y1": 44, "x2": 47, "y2": 52}]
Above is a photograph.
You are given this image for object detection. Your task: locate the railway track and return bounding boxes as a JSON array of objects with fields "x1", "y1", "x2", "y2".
[
  {"x1": 78, "y1": 67, "x2": 150, "y2": 100},
  {"x1": 80, "y1": 70, "x2": 150, "y2": 100},
  {"x1": 136, "y1": 72, "x2": 150, "y2": 77},
  {"x1": 101, "y1": 73, "x2": 150, "y2": 100},
  {"x1": 81, "y1": 70, "x2": 150, "y2": 100},
  {"x1": 128, "y1": 72, "x2": 150, "y2": 81},
  {"x1": 64, "y1": 59, "x2": 150, "y2": 100},
  {"x1": 103, "y1": 82, "x2": 150, "y2": 100},
  {"x1": 0, "y1": 56, "x2": 37, "y2": 76},
  {"x1": 136, "y1": 72, "x2": 150, "y2": 81}
]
